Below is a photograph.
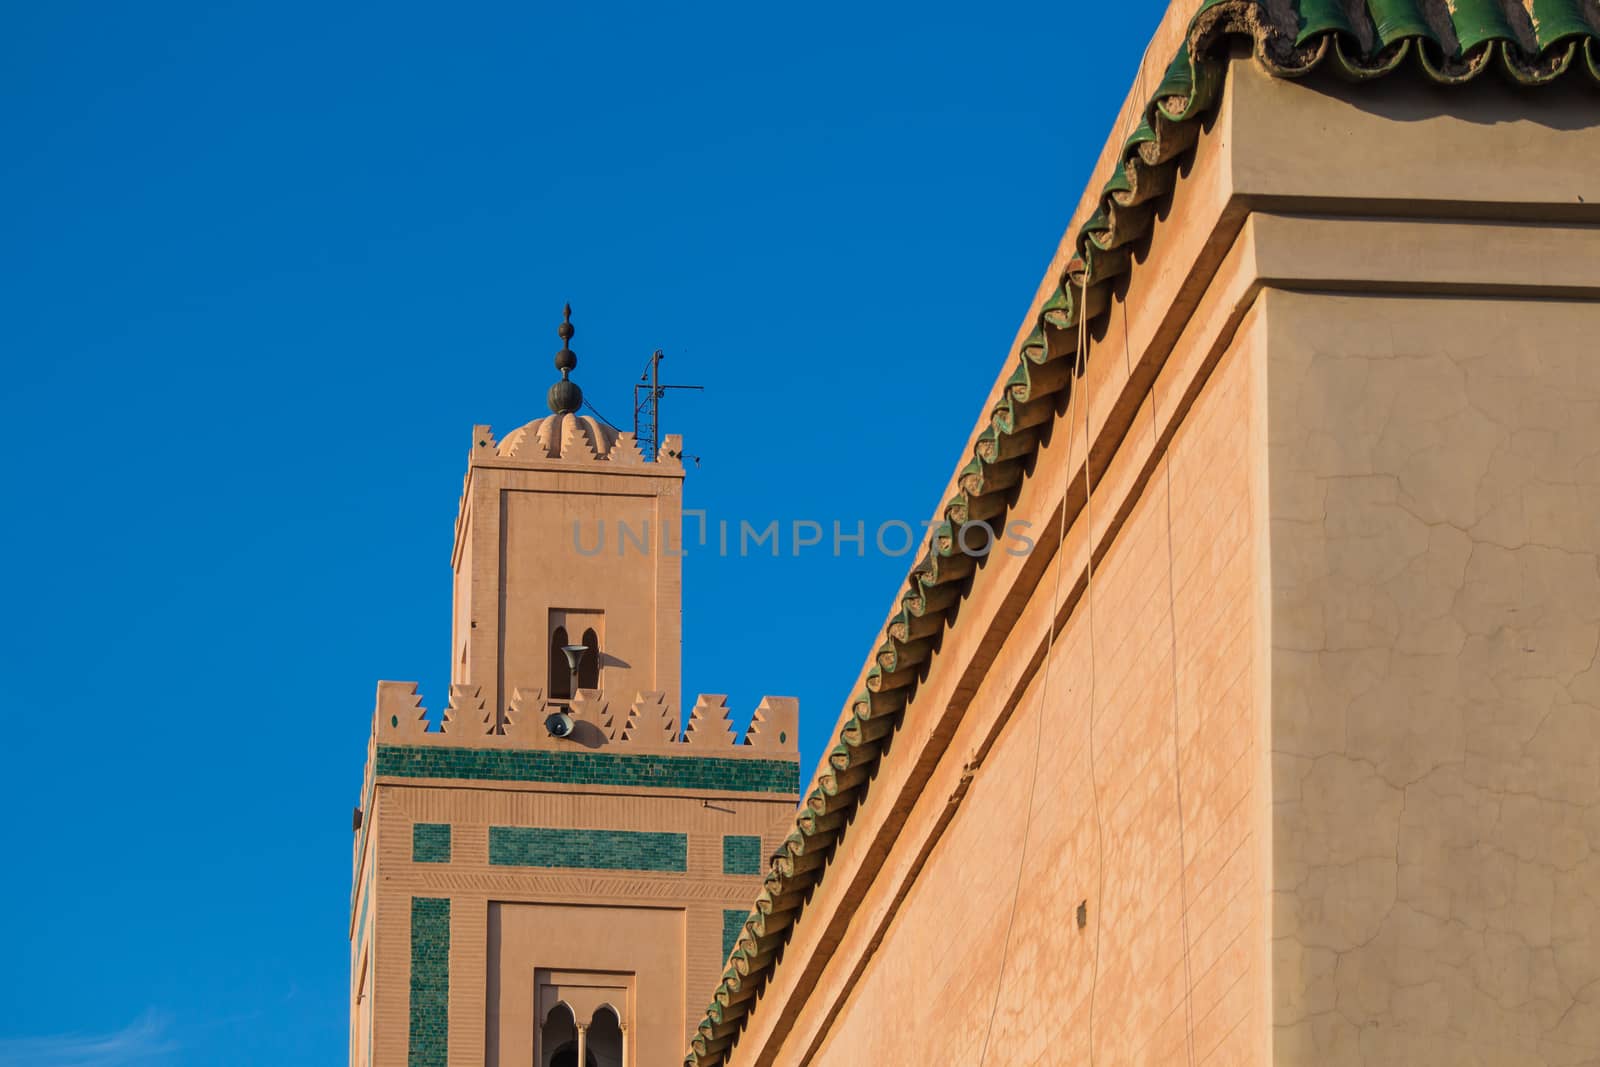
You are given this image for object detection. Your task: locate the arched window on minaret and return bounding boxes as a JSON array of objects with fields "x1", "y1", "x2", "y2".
[
  {"x1": 578, "y1": 628, "x2": 600, "y2": 691},
  {"x1": 540, "y1": 1002, "x2": 594, "y2": 1067},
  {"x1": 586, "y1": 1005, "x2": 623, "y2": 1067},
  {"x1": 549, "y1": 626, "x2": 572, "y2": 703}
]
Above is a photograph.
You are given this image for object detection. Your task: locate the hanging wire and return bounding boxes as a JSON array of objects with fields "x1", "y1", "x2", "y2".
[
  {"x1": 1135, "y1": 274, "x2": 1200, "y2": 1067},
  {"x1": 975, "y1": 275, "x2": 1098, "y2": 1067},
  {"x1": 582, "y1": 399, "x2": 623, "y2": 432},
  {"x1": 1078, "y1": 272, "x2": 1107, "y2": 1067}
]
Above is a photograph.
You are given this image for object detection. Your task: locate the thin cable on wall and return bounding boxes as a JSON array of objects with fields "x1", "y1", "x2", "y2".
[
  {"x1": 1079, "y1": 272, "x2": 1107, "y2": 1067},
  {"x1": 972, "y1": 271, "x2": 1096, "y2": 1067},
  {"x1": 977, "y1": 49, "x2": 1150, "y2": 1049},
  {"x1": 1133, "y1": 286, "x2": 1199, "y2": 1067}
]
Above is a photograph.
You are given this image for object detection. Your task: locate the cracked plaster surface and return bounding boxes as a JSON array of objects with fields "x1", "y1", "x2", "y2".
[{"x1": 1267, "y1": 291, "x2": 1600, "y2": 1066}]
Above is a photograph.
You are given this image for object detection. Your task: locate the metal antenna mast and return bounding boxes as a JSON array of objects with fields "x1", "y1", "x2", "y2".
[{"x1": 632, "y1": 349, "x2": 703, "y2": 462}]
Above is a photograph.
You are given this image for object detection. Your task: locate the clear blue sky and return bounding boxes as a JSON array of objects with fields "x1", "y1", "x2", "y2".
[{"x1": 1, "y1": 2, "x2": 1161, "y2": 1063}]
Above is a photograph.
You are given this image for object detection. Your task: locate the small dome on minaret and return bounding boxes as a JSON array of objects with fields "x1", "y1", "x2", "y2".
[
  {"x1": 547, "y1": 303, "x2": 583, "y2": 415},
  {"x1": 494, "y1": 303, "x2": 622, "y2": 461}
]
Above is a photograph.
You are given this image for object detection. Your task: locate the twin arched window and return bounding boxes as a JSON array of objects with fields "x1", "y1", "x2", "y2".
[{"x1": 540, "y1": 1002, "x2": 621, "y2": 1067}]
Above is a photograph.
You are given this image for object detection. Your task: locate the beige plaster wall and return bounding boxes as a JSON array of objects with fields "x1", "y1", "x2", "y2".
[
  {"x1": 490, "y1": 902, "x2": 683, "y2": 1067},
  {"x1": 808, "y1": 312, "x2": 1267, "y2": 1066},
  {"x1": 453, "y1": 460, "x2": 685, "y2": 718},
  {"x1": 1266, "y1": 290, "x2": 1600, "y2": 1065},
  {"x1": 500, "y1": 485, "x2": 665, "y2": 700},
  {"x1": 708, "y1": 37, "x2": 1600, "y2": 1067}
]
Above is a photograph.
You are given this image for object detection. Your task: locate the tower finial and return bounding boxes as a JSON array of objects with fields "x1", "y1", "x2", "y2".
[{"x1": 548, "y1": 303, "x2": 583, "y2": 415}]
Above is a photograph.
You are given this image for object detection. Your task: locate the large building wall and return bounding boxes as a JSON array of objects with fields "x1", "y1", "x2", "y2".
[
  {"x1": 810, "y1": 312, "x2": 1268, "y2": 1065},
  {"x1": 766, "y1": 285, "x2": 1600, "y2": 1067},
  {"x1": 707, "y1": 42, "x2": 1600, "y2": 1065},
  {"x1": 1266, "y1": 291, "x2": 1600, "y2": 1064}
]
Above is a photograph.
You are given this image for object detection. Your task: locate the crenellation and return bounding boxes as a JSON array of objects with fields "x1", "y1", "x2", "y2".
[
  {"x1": 567, "y1": 688, "x2": 610, "y2": 738},
  {"x1": 635, "y1": 690, "x2": 679, "y2": 744},
  {"x1": 601, "y1": 692, "x2": 639, "y2": 740},
  {"x1": 684, "y1": 695, "x2": 736, "y2": 748},
  {"x1": 365, "y1": 684, "x2": 798, "y2": 759},
  {"x1": 441, "y1": 684, "x2": 488, "y2": 735},
  {"x1": 610, "y1": 431, "x2": 647, "y2": 466},
  {"x1": 506, "y1": 686, "x2": 546, "y2": 736},
  {"x1": 744, "y1": 697, "x2": 798, "y2": 752},
  {"x1": 461, "y1": 419, "x2": 697, "y2": 474},
  {"x1": 375, "y1": 680, "x2": 428, "y2": 740}
]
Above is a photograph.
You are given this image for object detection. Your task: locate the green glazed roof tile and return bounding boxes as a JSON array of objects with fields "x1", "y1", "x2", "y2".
[
  {"x1": 1294, "y1": 0, "x2": 1361, "y2": 45},
  {"x1": 1531, "y1": 0, "x2": 1595, "y2": 51},
  {"x1": 1366, "y1": 0, "x2": 1438, "y2": 50},
  {"x1": 1447, "y1": 0, "x2": 1518, "y2": 54}
]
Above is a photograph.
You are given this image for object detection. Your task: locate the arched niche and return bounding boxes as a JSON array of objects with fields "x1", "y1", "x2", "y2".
[
  {"x1": 577, "y1": 627, "x2": 600, "y2": 690},
  {"x1": 585, "y1": 1004, "x2": 623, "y2": 1067},
  {"x1": 539, "y1": 1002, "x2": 587, "y2": 1067}
]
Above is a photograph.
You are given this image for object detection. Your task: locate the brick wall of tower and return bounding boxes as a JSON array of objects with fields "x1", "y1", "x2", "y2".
[{"x1": 363, "y1": 771, "x2": 796, "y2": 1067}]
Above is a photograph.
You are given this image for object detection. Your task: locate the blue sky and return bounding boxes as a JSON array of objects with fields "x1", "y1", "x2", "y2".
[{"x1": 0, "y1": 2, "x2": 1161, "y2": 1063}]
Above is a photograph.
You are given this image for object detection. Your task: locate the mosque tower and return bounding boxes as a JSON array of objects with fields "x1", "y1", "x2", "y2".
[{"x1": 348, "y1": 309, "x2": 801, "y2": 1067}]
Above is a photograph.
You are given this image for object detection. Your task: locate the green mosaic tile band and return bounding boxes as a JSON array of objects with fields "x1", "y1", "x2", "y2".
[
  {"x1": 722, "y1": 835, "x2": 763, "y2": 876},
  {"x1": 489, "y1": 826, "x2": 687, "y2": 872},
  {"x1": 723, "y1": 909, "x2": 747, "y2": 959},
  {"x1": 412, "y1": 823, "x2": 451, "y2": 864},
  {"x1": 408, "y1": 897, "x2": 449, "y2": 1067},
  {"x1": 376, "y1": 744, "x2": 798, "y2": 794}
]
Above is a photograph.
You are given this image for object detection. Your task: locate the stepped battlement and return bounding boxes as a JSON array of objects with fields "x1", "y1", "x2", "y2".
[
  {"x1": 366, "y1": 681, "x2": 797, "y2": 755},
  {"x1": 358, "y1": 683, "x2": 799, "y2": 803}
]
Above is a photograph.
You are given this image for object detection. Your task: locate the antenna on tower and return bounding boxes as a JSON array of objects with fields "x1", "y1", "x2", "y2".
[{"x1": 632, "y1": 349, "x2": 703, "y2": 463}]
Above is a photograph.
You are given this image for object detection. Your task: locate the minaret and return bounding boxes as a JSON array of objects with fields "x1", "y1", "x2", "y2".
[
  {"x1": 349, "y1": 308, "x2": 800, "y2": 1067},
  {"x1": 449, "y1": 305, "x2": 685, "y2": 722}
]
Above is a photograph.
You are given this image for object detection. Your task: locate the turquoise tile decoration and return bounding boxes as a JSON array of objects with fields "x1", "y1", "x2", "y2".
[
  {"x1": 488, "y1": 826, "x2": 687, "y2": 872},
  {"x1": 723, "y1": 909, "x2": 747, "y2": 959},
  {"x1": 722, "y1": 835, "x2": 763, "y2": 876},
  {"x1": 408, "y1": 897, "x2": 450, "y2": 1067},
  {"x1": 375, "y1": 744, "x2": 799, "y2": 794},
  {"x1": 412, "y1": 823, "x2": 451, "y2": 863}
]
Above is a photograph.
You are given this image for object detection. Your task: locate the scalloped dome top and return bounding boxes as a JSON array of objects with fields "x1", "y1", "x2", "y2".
[{"x1": 496, "y1": 412, "x2": 620, "y2": 460}]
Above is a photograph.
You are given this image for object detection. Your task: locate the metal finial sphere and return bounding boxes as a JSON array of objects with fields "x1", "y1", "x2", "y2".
[
  {"x1": 548, "y1": 303, "x2": 582, "y2": 414},
  {"x1": 548, "y1": 378, "x2": 583, "y2": 415}
]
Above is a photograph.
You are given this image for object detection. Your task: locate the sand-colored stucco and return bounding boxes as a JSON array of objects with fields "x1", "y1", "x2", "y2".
[
  {"x1": 1267, "y1": 290, "x2": 1600, "y2": 1065},
  {"x1": 452, "y1": 418, "x2": 687, "y2": 717},
  {"x1": 808, "y1": 295, "x2": 1267, "y2": 1067},
  {"x1": 715, "y1": 47, "x2": 1600, "y2": 1067}
]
